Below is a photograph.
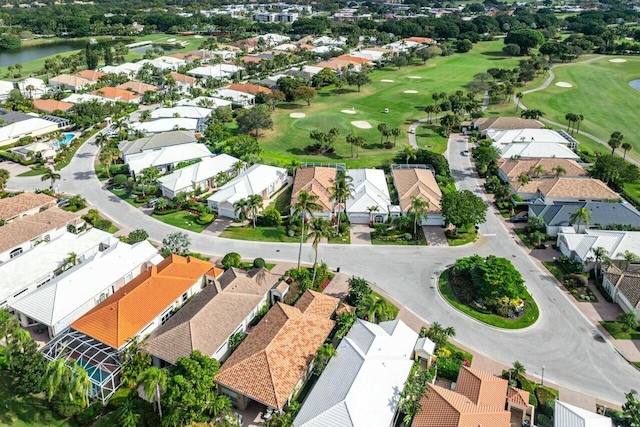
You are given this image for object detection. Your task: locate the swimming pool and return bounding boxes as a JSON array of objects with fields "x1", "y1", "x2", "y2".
[
  {"x1": 77, "y1": 358, "x2": 112, "y2": 395},
  {"x1": 51, "y1": 133, "x2": 75, "y2": 149}
]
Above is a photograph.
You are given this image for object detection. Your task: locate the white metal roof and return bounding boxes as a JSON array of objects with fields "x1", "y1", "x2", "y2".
[
  {"x1": 9, "y1": 240, "x2": 159, "y2": 329},
  {"x1": 176, "y1": 96, "x2": 233, "y2": 108},
  {"x1": 0, "y1": 229, "x2": 115, "y2": 305},
  {"x1": 554, "y1": 401, "x2": 612, "y2": 427},
  {"x1": 187, "y1": 64, "x2": 244, "y2": 79},
  {"x1": 131, "y1": 118, "x2": 199, "y2": 133},
  {"x1": 346, "y1": 169, "x2": 391, "y2": 214},
  {"x1": 0, "y1": 117, "x2": 57, "y2": 142},
  {"x1": 150, "y1": 106, "x2": 213, "y2": 120},
  {"x1": 158, "y1": 153, "x2": 239, "y2": 193},
  {"x1": 62, "y1": 93, "x2": 110, "y2": 104},
  {"x1": 127, "y1": 142, "x2": 212, "y2": 175},
  {"x1": 559, "y1": 230, "x2": 640, "y2": 262},
  {"x1": 0, "y1": 80, "x2": 14, "y2": 96},
  {"x1": 293, "y1": 319, "x2": 417, "y2": 427},
  {"x1": 213, "y1": 88, "x2": 255, "y2": 103},
  {"x1": 489, "y1": 129, "x2": 570, "y2": 145},
  {"x1": 208, "y1": 164, "x2": 287, "y2": 205},
  {"x1": 499, "y1": 142, "x2": 580, "y2": 160}
]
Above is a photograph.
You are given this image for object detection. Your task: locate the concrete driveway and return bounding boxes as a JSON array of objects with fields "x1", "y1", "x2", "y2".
[
  {"x1": 422, "y1": 226, "x2": 448, "y2": 246},
  {"x1": 2, "y1": 160, "x2": 31, "y2": 176},
  {"x1": 350, "y1": 224, "x2": 372, "y2": 244},
  {"x1": 201, "y1": 217, "x2": 235, "y2": 237}
]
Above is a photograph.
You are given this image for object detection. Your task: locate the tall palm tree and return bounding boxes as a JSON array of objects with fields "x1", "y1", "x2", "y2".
[
  {"x1": 403, "y1": 146, "x2": 417, "y2": 165},
  {"x1": 232, "y1": 160, "x2": 246, "y2": 176},
  {"x1": 531, "y1": 165, "x2": 546, "y2": 177},
  {"x1": 521, "y1": 109, "x2": 545, "y2": 120},
  {"x1": 621, "y1": 142, "x2": 633, "y2": 159},
  {"x1": 377, "y1": 123, "x2": 389, "y2": 145},
  {"x1": 391, "y1": 128, "x2": 401, "y2": 146},
  {"x1": 617, "y1": 250, "x2": 639, "y2": 270},
  {"x1": 233, "y1": 198, "x2": 250, "y2": 226},
  {"x1": 591, "y1": 246, "x2": 608, "y2": 280},
  {"x1": 41, "y1": 169, "x2": 61, "y2": 190},
  {"x1": 509, "y1": 361, "x2": 527, "y2": 386},
  {"x1": 608, "y1": 131, "x2": 623, "y2": 154},
  {"x1": 139, "y1": 110, "x2": 152, "y2": 122},
  {"x1": 308, "y1": 217, "x2": 333, "y2": 285},
  {"x1": 291, "y1": 190, "x2": 322, "y2": 269},
  {"x1": 574, "y1": 114, "x2": 584, "y2": 134},
  {"x1": 408, "y1": 196, "x2": 429, "y2": 236},
  {"x1": 44, "y1": 358, "x2": 71, "y2": 401},
  {"x1": 569, "y1": 207, "x2": 592, "y2": 232},
  {"x1": 329, "y1": 173, "x2": 354, "y2": 237},
  {"x1": 246, "y1": 194, "x2": 264, "y2": 229},
  {"x1": 514, "y1": 92, "x2": 523, "y2": 112},
  {"x1": 95, "y1": 133, "x2": 109, "y2": 149},
  {"x1": 99, "y1": 148, "x2": 119, "y2": 179},
  {"x1": 69, "y1": 362, "x2": 92, "y2": 407},
  {"x1": 139, "y1": 366, "x2": 167, "y2": 419}
]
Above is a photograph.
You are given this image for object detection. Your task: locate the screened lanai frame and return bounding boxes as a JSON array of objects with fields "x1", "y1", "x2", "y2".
[{"x1": 41, "y1": 329, "x2": 122, "y2": 403}]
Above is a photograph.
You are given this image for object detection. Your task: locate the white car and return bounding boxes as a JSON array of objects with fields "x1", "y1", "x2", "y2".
[{"x1": 461, "y1": 150, "x2": 470, "y2": 156}]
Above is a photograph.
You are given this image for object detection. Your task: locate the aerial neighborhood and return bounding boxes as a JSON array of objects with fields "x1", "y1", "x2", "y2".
[{"x1": 0, "y1": 0, "x2": 640, "y2": 426}]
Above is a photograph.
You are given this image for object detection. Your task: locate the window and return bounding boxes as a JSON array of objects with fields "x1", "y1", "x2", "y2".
[
  {"x1": 13, "y1": 288, "x2": 27, "y2": 298},
  {"x1": 44, "y1": 235, "x2": 50, "y2": 242},
  {"x1": 10, "y1": 248, "x2": 23, "y2": 259},
  {"x1": 161, "y1": 308, "x2": 174, "y2": 325},
  {"x1": 97, "y1": 293, "x2": 108, "y2": 304},
  {"x1": 124, "y1": 272, "x2": 133, "y2": 284},
  {"x1": 374, "y1": 215, "x2": 384, "y2": 224},
  {"x1": 182, "y1": 292, "x2": 188, "y2": 303}
]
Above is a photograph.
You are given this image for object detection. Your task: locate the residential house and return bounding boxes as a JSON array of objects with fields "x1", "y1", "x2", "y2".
[
  {"x1": 150, "y1": 106, "x2": 213, "y2": 120},
  {"x1": 602, "y1": 265, "x2": 640, "y2": 318},
  {"x1": 125, "y1": 142, "x2": 212, "y2": 177},
  {"x1": 187, "y1": 64, "x2": 244, "y2": 81},
  {"x1": 228, "y1": 83, "x2": 272, "y2": 96},
  {"x1": 215, "y1": 290, "x2": 339, "y2": 411},
  {"x1": 488, "y1": 128, "x2": 578, "y2": 150},
  {"x1": 42, "y1": 254, "x2": 215, "y2": 401},
  {"x1": 0, "y1": 192, "x2": 56, "y2": 222},
  {"x1": 62, "y1": 93, "x2": 110, "y2": 105},
  {"x1": 554, "y1": 401, "x2": 613, "y2": 427},
  {"x1": 499, "y1": 141, "x2": 580, "y2": 160},
  {"x1": 391, "y1": 166, "x2": 444, "y2": 225},
  {"x1": 0, "y1": 80, "x2": 15, "y2": 100},
  {"x1": 115, "y1": 81, "x2": 158, "y2": 95},
  {"x1": 91, "y1": 87, "x2": 141, "y2": 103},
  {"x1": 0, "y1": 229, "x2": 115, "y2": 309},
  {"x1": 291, "y1": 167, "x2": 336, "y2": 219},
  {"x1": 9, "y1": 240, "x2": 160, "y2": 338},
  {"x1": 510, "y1": 177, "x2": 619, "y2": 204},
  {"x1": 146, "y1": 267, "x2": 287, "y2": 366},
  {"x1": 293, "y1": 319, "x2": 417, "y2": 427},
  {"x1": 11, "y1": 142, "x2": 57, "y2": 161},
  {"x1": 33, "y1": 99, "x2": 74, "y2": 113},
  {"x1": 312, "y1": 36, "x2": 347, "y2": 47},
  {"x1": 404, "y1": 36, "x2": 435, "y2": 44},
  {"x1": 315, "y1": 59, "x2": 361, "y2": 72},
  {"x1": 101, "y1": 62, "x2": 144, "y2": 78},
  {"x1": 74, "y1": 70, "x2": 106, "y2": 83},
  {"x1": 348, "y1": 47, "x2": 394, "y2": 62},
  {"x1": 170, "y1": 72, "x2": 197, "y2": 93},
  {"x1": 529, "y1": 202, "x2": 640, "y2": 236},
  {"x1": 208, "y1": 164, "x2": 288, "y2": 218},
  {"x1": 158, "y1": 153, "x2": 239, "y2": 199},
  {"x1": 346, "y1": 168, "x2": 391, "y2": 224},
  {"x1": 212, "y1": 88, "x2": 256, "y2": 108},
  {"x1": 558, "y1": 229, "x2": 640, "y2": 269},
  {"x1": 412, "y1": 366, "x2": 534, "y2": 427},
  {"x1": 176, "y1": 96, "x2": 233, "y2": 109},
  {"x1": 119, "y1": 130, "x2": 197, "y2": 161},
  {"x1": 0, "y1": 117, "x2": 59, "y2": 146},
  {"x1": 17, "y1": 78, "x2": 47, "y2": 99},
  {"x1": 138, "y1": 56, "x2": 186, "y2": 71},
  {"x1": 0, "y1": 207, "x2": 83, "y2": 263},
  {"x1": 131, "y1": 118, "x2": 201, "y2": 134},
  {"x1": 336, "y1": 55, "x2": 373, "y2": 67},
  {"x1": 498, "y1": 158, "x2": 586, "y2": 183},
  {"x1": 470, "y1": 117, "x2": 544, "y2": 135},
  {"x1": 49, "y1": 74, "x2": 91, "y2": 92}
]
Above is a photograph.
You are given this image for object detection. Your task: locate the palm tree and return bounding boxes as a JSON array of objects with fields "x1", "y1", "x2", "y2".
[
  {"x1": 95, "y1": 133, "x2": 109, "y2": 149},
  {"x1": 552, "y1": 166, "x2": 566, "y2": 177},
  {"x1": 531, "y1": 165, "x2": 546, "y2": 177},
  {"x1": 99, "y1": 148, "x2": 119, "y2": 179},
  {"x1": 608, "y1": 131, "x2": 623, "y2": 154},
  {"x1": 308, "y1": 217, "x2": 333, "y2": 284},
  {"x1": 391, "y1": 127, "x2": 401, "y2": 146},
  {"x1": 408, "y1": 196, "x2": 429, "y2": 236},
  {"x1": 509, "y1": 361, "x2": 527, "y2": 387},
  {"x1": 617, "y1": 250, "x2": 639, "y2": 270},
  {"x1": 232, "y1": 160, "x2": 246, "y2": 176},
  {"x1": 208, "y1": 393, "x2": 232, "y2": 418},
  {"x1": 377, "y1": 123, "x2": 389, "y2": 145},
  {"x1": 367, "y1": 205, "x2": 380, "y2": 224},
  {"x1": 44, "y1": 358, "x2": 70, "y2": 401},
  {"x1": 565, "y1": 113, "x2": 576, "y2": 133},
  {"x1": 233, "y1": 198, "x2": 250, "y2": 226},
  {"x1": 69, "y1": 362, "x2": 92, "y2": 407},
  {"x1": 64, "y1": 252, "x2": 78, "y2": 269},
  {"x1": 569, "y1": 206, "x2": 591, "y2": 232},
  {"x1": 424, "y1": 105, "x2": 435, "y2": 123},
  {"x1": 521, "y1": 109, "x2": 545, "y2": 120},
  {"x1": 403, "y1": 146, "x2": 417, "y2": 165},
  {"x1": 41, "y1": 169, "x2": 61, "y2": 190},
  {"x1": 116, "y1": 397, "x2": 141, "y2": 427},
  {"x1": 139, "y1": 366, "x2": 167, "y2": 419},
  {"x1": 514, "y1": 92, "x2": 523, "y2": 112},
  {"x1": 618, "y1": 312, "x2": 638, "y2": 333},
  {"x1": 517, "y1": 174, "x2": 530, "y2": 186},
  {"x1": 291, "y1": 190, "x2": 322, "y2": 269},
  {"x1": 139, "y1": 110, "x2": 152, "y2": 122},
  {"x1": 621, "y1": 142, "x2": 633, "y2": 159},
  {"x1": 591, "y1": 246, "x2": 608, "y2": 280},
  {"x1": 329, "y1": 173, "x2": 354, "y2": 237},
  {"x1": 574, "y1": 114, "x2": 584, "y2": 134},
  {"x1": 357, "y1": 294, "x2": 390, "y2": 323},
  {"x1": 246, "y1": 194, "x2": 264, "y2": 229}
]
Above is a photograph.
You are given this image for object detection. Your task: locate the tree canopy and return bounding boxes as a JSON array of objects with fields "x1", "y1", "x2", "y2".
[
  {"x1": 441, "y1": 190, "x2": 488, "y2": 231},
  {"x1": 453, "y1": 255, "x2": 526, "y2": 300}
]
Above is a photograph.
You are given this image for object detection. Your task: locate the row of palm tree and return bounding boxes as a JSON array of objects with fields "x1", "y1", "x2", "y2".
[
  {"x1": 376, "y1": 123, "x2": 402, "y2": 146},
  {"x1": 233, "y1": 194, "x2": 264, "y2": 228},
  {"x1": 564, "y1": 112, "x2": 584, "y2": 135},
  {"x1": 607, "y1": 131, "x2": 633, "y2": 158}
]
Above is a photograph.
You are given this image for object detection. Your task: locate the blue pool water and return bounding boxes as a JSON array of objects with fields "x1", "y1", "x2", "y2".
[
  {"x1": 52, "y1": 133, "x2": 75, "y2": 149},
  {"x1": 77, "y1": 358, "x2": 111, "y2": 394}
]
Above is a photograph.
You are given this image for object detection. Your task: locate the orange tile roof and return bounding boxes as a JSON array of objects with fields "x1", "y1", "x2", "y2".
[
  {"x1": 33, "y1": 99, "x2": 74, "y2": 113},
  {"x1": 70, "y1": 255, "x2": 213, "y2": 349},
  {"x1": 170, "y1": 71, "x2": 196, "y2": 85},
  {"x1": 404, "y1": 36, "x2": 435, "y2": 44},
  {"x1": 75, "y1": 70, "x2": 106, "y2": 82},
  {"x1": 392, "y1": 168, "x2": 443, "y2": 212},
  {"x1": 0, "y1": 192, "x2": 56, "y2": 221},
  {"x1": 456, "y1": 366, "x2": 508, "y2": 408},
  {"x1": 240, "y1": 55, "x2": 262, "y2": 64},
  {"x1": 507, "y1": 386, "x2": 530, "y2": 407},
  {"x1": 315, "y1": 59, "x2": 352, "y2": 71},
  {"x1": 337, "y1": 55, "x2": 372, "y2": 65},
  {"x1": 91, "y1": 86, "x2": 141, "y2": 101},
  {"x1": 291, "y1": 167, "x2": 336, "y2": 212},
  {"x1": 228, "y1": 83, "x2": 272, "y2": 95},
  {"x1": 215, "y1": 290, "x2": 338, "y2": 409},
  {"x1": 499, "y1": 158, "x2": 586, "y2": 179},
  {"x1": 116, "y1": 81, "x2": 158, "y2": 94},
  {"x1": 512, "y1": 177, "x2": 619, "y2": 200}
]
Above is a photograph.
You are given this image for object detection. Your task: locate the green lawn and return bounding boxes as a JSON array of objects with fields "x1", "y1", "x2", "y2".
[
  {"x1": 371, "y1": 234, "x2": 427, "y2": 245},
  {"x1": 16, "y1": 168, "x2": 49, "y2": 177},
  {"x1": 439, "y1": 270, "x2": 539, "y2": 329},
  {"x1": 447, "y1": 228, "x2": 477, "y2": 246},
  {"x1": 220, "y1": 225, "x2": 301, "y2": 242},
  {"x1": 524, "y1": 56, "x2": 640, "y2": 162},
  {"x1": 152, "y1": 210, "x2": 211, "y2": 233},
  {"x1": 109, "y1": 188, "x2": 147, "y2": 208},
  {"x1": 415, "y1": 124, "x2": 449, "y2": 154},
  {"x1": 633, "y1": 362, "x2": 640, "y2": 369},
  {"x1": 262, "y1": 40, "x2": 521, "y2": 168},
  {"x1": 542, "y1": 261, "x2": 564, "y2": 282},
  {"x1": 0, "y1": 371, "x2": 73, "y2": 427},
  {"x1": 600, "y1": 321, "x2": 640, "y2": 340},
  {"x1": 267, "y1": 185, "x2": 293, "y2": 213}
]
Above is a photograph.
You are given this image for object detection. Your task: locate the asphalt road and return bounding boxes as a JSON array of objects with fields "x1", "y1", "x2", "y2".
[{"x1": 7, "y1": 129, "x2": 639, "y2": 404}]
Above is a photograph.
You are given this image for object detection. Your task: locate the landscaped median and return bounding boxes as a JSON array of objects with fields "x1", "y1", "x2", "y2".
[{"x1": 438, "y1": 256, "x2": 539, "y2": 329}]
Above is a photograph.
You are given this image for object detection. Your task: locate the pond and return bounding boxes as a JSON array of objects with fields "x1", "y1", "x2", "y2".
[
  {"x1": 0, "y1": 40, "x2": 88, "y2": 67},
  {"x1": 629, "y1": 79, "x2": 640, "y2": 92}
]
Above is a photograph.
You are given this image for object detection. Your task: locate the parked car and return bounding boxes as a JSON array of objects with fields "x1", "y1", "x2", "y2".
[
  {"x1": 510, "y1": 214, "x2": 528, "y2": 223},
  {"x1": 56, "y1": 198, "x2": 70, "y2": 207},
  {"x1": 460, "y1": 150, "x2": 470, "y2": 156},
  {"x1": 146, "y1": 198, "x2": 159, "y2": 208}
]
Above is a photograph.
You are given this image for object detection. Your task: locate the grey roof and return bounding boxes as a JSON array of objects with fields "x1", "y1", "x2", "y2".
[
  {"x1": 0, "y1": 109, "x2": 34, "y2": 124},
  {"x1": 119, "y1": 130, "x2": 197, "y2": 156},
  {"x1": 531, "y1": 202, "x2": 640, "y2": 228}
]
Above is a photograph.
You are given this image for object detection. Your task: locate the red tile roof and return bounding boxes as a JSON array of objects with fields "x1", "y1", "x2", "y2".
[
  {"x1": 91, "y1": 86, "x2": 141, "y2": 101},
  {"x1": 228, "y1": 83, "x2": 272, "y2": 95},
  {"x1": 33, "y1": 99, "x2": 74, "y2": 113}
]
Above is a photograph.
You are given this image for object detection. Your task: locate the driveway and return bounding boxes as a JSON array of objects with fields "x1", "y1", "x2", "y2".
[
  {"x1": 422, "y1": 226, "x2": 448, "y2": 246},
  {"x1": 201, "y1": 217, "x2": 235, "y2": 237},
  {"x1": 1, "y1": 160, "x2": 30, "y2": 176},
  {"x1": 350, "y1": 224, "x2": 372, "y2": 245}
]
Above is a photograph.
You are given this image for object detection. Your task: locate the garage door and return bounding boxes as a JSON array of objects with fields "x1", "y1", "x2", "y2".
[
  {"x1": 349, "y1": 213, "x2": 370, "y2": 224},
  {"x1": 422, "y1": 215, "x2": 444, "y2": 226},
  {"x1": 219, "y1": 207, "x2": 236, "y2": 219}
]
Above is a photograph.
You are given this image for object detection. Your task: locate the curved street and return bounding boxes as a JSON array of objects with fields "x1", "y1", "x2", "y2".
[{"x1": 7, "y1": 124, "x2": 640, "y2": 405}]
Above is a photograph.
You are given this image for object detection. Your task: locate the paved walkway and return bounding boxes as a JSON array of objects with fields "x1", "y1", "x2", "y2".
[{"x1": 349, "y1": 224, "x2": 372, "y2": 245}]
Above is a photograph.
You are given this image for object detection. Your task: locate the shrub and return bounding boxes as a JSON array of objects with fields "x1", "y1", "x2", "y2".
[
  {"x1": 259, "y1": 207, "x2": 282, "y2": 226},
  {"x1": 436, "y1": 357, "x2": 462, "y2": 381},
  {"x1": 221, "y1": 252, "x2": 242, "y2": 269},
  {"x1": 535, "y1": 386, "x2": 558, "y2": 406},
  {"x1": 539, "y1": 399, "x2": 555, "y2": 417},
  {"x1": 196, "y1": 213, "x2": 214, "y2": 225},
  {"x1": 536, "y1": 414, "x2": 553, "y2": 427},
  {"x1": 50, "y1": 396, "x2": 84, "y2": 418},
  {"x1": 93, "y1": 218, "x2": 113, "y2": 231},
  {"x1": 404, "y1": 233, "x2": 413, "y2": 241},
  {"x1": 253, "y1": 257, "x2": 266, "y2": 268},
  {"x1": 75, "y1": 401, "x2": 104, "y2": 426},
  {"x1": 112, "y1": 174, "x2": 128, "y2": 187},
  {"x1": 529, "y1": 393, "x2": 538, "y2": 408}
]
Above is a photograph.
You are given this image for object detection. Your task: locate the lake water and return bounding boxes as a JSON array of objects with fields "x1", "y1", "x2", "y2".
[
  {"x1": 629, "y1": 79, "x2": 640, "y2": 92},
  {"x1": 0, "y1": 40, "x2": 88, "y2": 67}
]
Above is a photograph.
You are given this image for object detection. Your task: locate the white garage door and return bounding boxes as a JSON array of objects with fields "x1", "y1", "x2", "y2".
[
  {"x1": 422, "y1": 215, "x2": 444, "y2": 226},
  {"x1": 348, "y1": 213, "x2": 370, "y2": 224},
  {"x1": 219, "y1": 207, "x2": 236, "y2": 219}
]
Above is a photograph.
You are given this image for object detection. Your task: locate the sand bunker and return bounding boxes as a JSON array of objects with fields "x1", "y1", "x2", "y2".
[
  {"x1": 609, "y1": 58, "x2": 627, "y2": 63},
  {"x1": 380, "y1": 79, "x2": 395, "y2": 82},
  {"x1": 351, "y1": 121, "x2": 372, "y2": 129},
  {"x1": 403, "y1": 90, "x2": 418, "y2": 94},
  {"x1": 407, "y1": 76, "x2": 422, "y2": 79},
  {"x1": 555, "y1": 82, "x2": 573, "y2": 88},
  {"x1": 341, "y1": 109, "x2": 357, "y2": 114},
  {"x1": 289, "y1": 113, "x2": 306, "y2": 118}
]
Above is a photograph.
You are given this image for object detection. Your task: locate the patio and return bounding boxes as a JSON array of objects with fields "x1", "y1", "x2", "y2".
[{"x1": 235, "y1": 400, "x2": 271, "y2": 427}]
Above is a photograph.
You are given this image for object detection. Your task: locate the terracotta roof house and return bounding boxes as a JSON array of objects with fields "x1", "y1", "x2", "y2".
[
  {"x1": 216, "y1": 290, "x2": 339, "y2": 411},
  {"x1": 602, "y1": 265, "x2": 640, "y2": 317},
  {"x1": 391, "y1": 166, "x2": 444, "y2": 225},
  {"x1": 33, "y1": 99, "x2": 74, "y2": 113},
  {"x1": 315, "y1": 59, "x2": 358, "y2": 72},
  {"x1": 170, "y1": 72, "x2": 196, "y2": 93},
  {"x1": 228, "y1": 83, "x2": 272, "y2": 95},
  {"x1": 291, "y1": 167, "x2": 337, "y2": 218},
  {"x1": 0, "y1": 192, "x2": 56, "y2": 222},
  {"x1": 498, "y1": 158, "x2": 586, "y2": 182},
  {"x1": 240, "y1": 55, "x2": 262, "y2": 65},
  {"x1": 471, "y1": 117, "x2": 544, "y2": 134},
  {"x1": 336, "y1": 55, "x2": 372, "y2": 65},
  {"x1": 74, "y1": 70, "x2": 106, "y2": 82},
  {"x1": 403, "y1": 36, "x2": 435, "y2": 44},
  {"x1": 49, "y1": 74, "x2": 91, "y2": 92},
  {"x1": 146, "y1": 267, "x2": 287, "y2": 365},
  {"x1": 412, "y1": 366, "x2": 534, "y2": 427},
  {"x1": 510, "y1": 177, "x2": 619, "y2": 204},
  {"x1": 116, "y1": 80, "x2": 158, "y2": 94},
  {"x1": 91, "y1": 87, "x2": 141, "y2": 103}
]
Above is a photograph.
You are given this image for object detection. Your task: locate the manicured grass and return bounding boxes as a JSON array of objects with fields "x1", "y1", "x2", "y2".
[
  {"x1": 16, "y1": 168, "x2": 49, "y2": 177},
  {"x1": 542, "y1": 261, "x2": 564, "y2": 282},
  {"x1": 444, "y1": 342, "x2": 474, "y2": 364},
  {"x1": 524, "y1": 56, "x2": 640, "y2": 162},
  {"x1": 328, "y1": 232, "x2": 351, "y2": 244},
  {"x1": 371, "y1": 234, "x2": 427, "y2": 245},
  {"x1": 438, "y1": 270, "x2": 539, "y2": 329},
  {"x1": 415, "y1": 124, "x2": 449, "y2": 154},
  {"x1": 267, "y1": 185, "x2": 293, "y2": 213},
  {"x1": 109, "y1": 188, "x2": 147, "y2": 208},
  {"x1": 262, "y1": 40, "x2": 521, "y2": 168},
  {"x1": 633, "y1": 362, "x2": 640, "y2": 369},
  {"x1": 600, "y1": 321, "x2": 640, "y2": 340},
  {"x1": 152, "y1": 210, "x2": 211, "y2": 233},
  {"x1": 447, "y1": 228, "x2": 477, "y2": 246},
  {"x1": 220, "y1": 225, "x2": 301, "y2": 242},
  {"x1": 0, "y1": 370, "x2": 74, "y2": 427},
  {"x1": 514, "y1": 228, "x2": 535, "y2": 250}
]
